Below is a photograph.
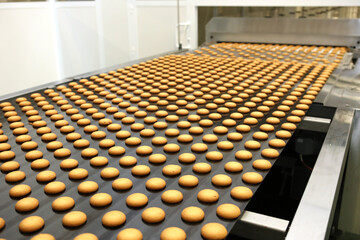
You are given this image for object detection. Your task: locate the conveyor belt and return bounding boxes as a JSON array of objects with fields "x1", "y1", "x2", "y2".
[{"x1": 0, "y1": 51, "x2": 338, "y2": 239}]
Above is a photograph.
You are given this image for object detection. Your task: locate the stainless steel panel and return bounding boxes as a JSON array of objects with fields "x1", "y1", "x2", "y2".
[
  {"x1": 206, "y1": 17, "x2": 360, "y2": 47},
  {"x1": 286, "y1": 108, "x2": 354, "y2": 240},
  {"x1": 241, "y1": 211, "x2": 289, "y2": 232},
  {"x1": 337, "y1": 110, "x2": 360, "y2": 235},
  {"x1": 316, "y1": 60, "x2": 360, "y2": 109}
]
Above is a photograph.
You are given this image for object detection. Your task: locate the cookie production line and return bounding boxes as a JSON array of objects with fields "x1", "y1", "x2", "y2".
[{"x1": 0, "y1": 17, "x2": 360, "y2": 240}]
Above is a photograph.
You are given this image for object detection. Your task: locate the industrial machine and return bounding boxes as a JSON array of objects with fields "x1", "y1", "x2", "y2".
[{"x1": 0, "y1": 16, "x2": 359, "y2": 240}]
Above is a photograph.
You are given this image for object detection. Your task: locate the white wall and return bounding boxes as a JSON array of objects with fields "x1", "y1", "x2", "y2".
[
  {"x1": 137, "y1": 5, "x2": 186, "y2": 58},
  {"x1": 0, "y1": 1, "x2": 188, "y2": 97},
  {"x1": 0, "y1": 5, "x2": 58, "y2": 96},
  {"x1": 57, "y1": 5, "x2": 101, "y2": 78}
]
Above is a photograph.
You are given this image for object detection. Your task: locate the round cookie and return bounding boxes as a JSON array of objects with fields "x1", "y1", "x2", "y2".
[
  {"x1": 109, "y1": 146, "x2": 126, "y2": 156},
  {"x1": 0, "y1": 150, "x2": 16, "y2": 161},
  {"x1": 44, "y1": 181, "x2": 66, "y2": 195},
  {"x1": 244, "y1": 140, "x2": 261, "y2": 150},
  {"x1": 276, "y1": 130, "x2": 292, "y2": 139},
  {"x1": 102, "y1": 210, "x2": 126, "y2": 228},
  {"x1": 178, "y1": 175, "x2": 199, "y2": 188},
  {"x1": 117, "y1": 228, "x2": 143, "y2": 240},
  {"x1": 69, "y1": 168, "x2": 88, "y2": 180},
  {"x1": 146, "y1": 178, "x2": 166, "y2": 191},
  {"x1": 202, "y1": 134, "x2": 218, "y2": 143},
  {"x1": 60, "y1": 159, "x2": 78, "y2": 169},
  {"x1": 253, "y1": 159, "x2": 272, "y2": 170},
  {"x1": 162, "y1": 164, "x2": 181, "y2": 176},
  {"x1": 62, "y1": 211, "x2": 87, "y2": 228},
  {"x1": 1, "y1": 161, "x2": 20, "y2": 172},
  {"x1": 136, "y1": 146, "x2": 152, "y2": 155},
  {"x1": 112, "y1": 178, "x2": 133, "y2": 191},
  {"x1": 205, "y1": 152, "x2": 223, "y2": 162},
  {"x1": 5, "y1": 170, "x2": 26, "y2": 183},
  {"x1": 9, "y1": 184, "x2": 31, "y2": 198},
  {"x1": 36, "y1": 170, "x2": 56, "y2": 183},
  {"x1": 201, "y1": 223, "x2": 227, "y2": 240},
  {"x1": 90, "y1": 193, "x2": 112, "y2": 207},
  {"x1": 269, "y1": 139, "x2": 286, "y2": 148},
  {"x1": 160, "y1": 227, "x2": 186, "y2": 240},
  {"x1": 19, "y1": 216, "x2": 44, "y2": 233},
  {"x1": 216, "y1": 203, "x2": 241, "y2": 220},
  {"x1": 227, "y1": 132, "x2": 243, "y2": 141},
  {"x1": 78, "y1": 181, "x2": 99, "y2": 194},
  {"x1": 101, "y1": 167, "x2": 119, "y2": 179},
  {"x1": 193, "y1": 162, "x2": 212, "y2": 174},
  {"x1": 74, "y1": 233, "x2": 98, "y2": 240},
  {"x1": 54, "y1": 148, "x2": 71, "y2": 158},
  {"x1": 141, "y1": 207, "x2": 165, "y2": 223},
  {"x1": 181, "y1": 206, "x2": 205, "y2": 222},
  {"x1": 231, "y1": 186, "x2": 253, "y2": 200},
  {"x1": 161, "y1": 190, "x2": 183, "y2": 204},
  {"x1": 197, "y1": 189, "x2": 219, "y2": 203},
  {"x1": 126, "y1": 193, "x2": 148, "y2": 208},
  {"x1": 132, "y1": 165, "x2": 151, "y2": 176},
  {"x1": 163, "y1": 144, "x2": 180, "y2": 153},
  {"x1": 15, "y1": 197, "x2": 39, "y2": 212},
  {"x1": 211, "y1": 174, "x2": 232, "y2": 187},
  {"x1": 178, "y1": 153, "x2": 196, "y2": 164},
  {"x1": 242, "y1": 172, "x2": 263, "y2": 184},
  {"x1": 31, "y1": 233, "x2": 56, "y2": 240},
  {"x1": 165, "y1": 129, "x2": 179, "y2": 137},
  {"x1": 148, "y1": 154, "x2": 166, "y2": 164},
  {"x1": 235, "y1": 150, "x2": 252, "y2": 160},
  {"x1": 217, "y1": 141, "x2": 234, "y2": 150},
  {"x1": 191, "y1": 143, "x2": 208, "y2": 153},
  {"x1": 224, "y1": 161, "x2": 243, "y2": 173},
  {"x1": 0, "y1": 217, "x2": 4, "y2": 231},
  {"x1": 25, "y1": 150, "x2": 43, "y2": 161},
  {"x1": 52, "y1": 196, "x2": 75, "y2": 211},
  {"x1": 261, "y1": 148, "x2": 280, "y2": 158}
]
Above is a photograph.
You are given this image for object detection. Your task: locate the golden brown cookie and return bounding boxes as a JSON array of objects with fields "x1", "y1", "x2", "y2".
[
  {"x1": 9, "y1": 184, "x2": 31, "y2": 198},
  {"x1": 242, "y1": 172, "x2": 263, "y2": 184},
  {"x1": 117, "y1": 228, "x2": 143, "y2": 240},
  {"x1": 101, "y1": 167, "x2": 120, "y2": 179},
  {"x1": 44, "y1": 181, "x2": 66, "y2": 195},
  {"x1": 231, "y1": 186, "x2": 253, "y2": 200},
  {"x1": 126, "y1": 193, "x2": 148, "y2": 208},
  {"x1": 15, "y1": 197, "x2": 39, "y2": 212},
  {"x1": 54, "y1": 148, "x2": 71, "y2": 158},
  {"x1": 1, "y1": 161, "x2": 20, "y2": 172},
  {"x1": 62, "y1": 211, "x2": 87, "y2": 227},
  {"x1": 136, "y1": 146, "x2": 153, "y2": 155},
  {"x1": 178, "y1": 175, "x2": 199, "y2": 188},
  {"x1": 217, "y1": 141, "x2": 234, "y2": 150},
  {"x1": 261, "y1": 148, "x2": 280, "y2": 158},
  {"x1": 193, "y1": 162, "x2": 212, "y2": 174},
  {"x1": 201, "y1": 223, "x2": 227, "y2": 240},
  {"x1": 211, "y1": 174, "x2": 232, "y2": 187},
  {"x1": 90, "y1": 193, "x2": 112, "y2": 207},
  {"x1": 132, "y1": 165, "x2": 151, "y2": 176},
  {"x1": 112, "y1": 178, "x2": 133, "y2": 191},
  {"x1": 253, "y1": 159, "x2": 272, "y2": 170},
  {"x1": 235, "y1": 150, "x2": 252, "y2": 160},
  {"x1": 202, "y1": 134, "x2": 218, "y2": 143},
  {"x1": 160, "y1": 227, "x2": 186, "y2": 240},
  {"x1": 109, "y1": 146, "x2": 126, "y2": 156},
  {"x1": 30, "y1": 233, "x2": 56, "y2": 240},
  {"x1": 36, "y1": 170, "x2": 56, "y2": 183},
  {"x1": 161, "y1": 190, "x2": 183, "y2": 204},
  {"x1": 52, "y1": 196, "x2": 75, "y2": 211},
  {"x1": 69, "y1": 168, "x2": 88, "y2": 180},
  {"x1": 19, "y1": 216, "x2": 44, "y2": 233},
  {"x1": 162, "y1": 164, "x2": 181, "y2": 176},
  {"x1": 181, "y1": 206, "x2": 205, "y2": 223},
  {"x1": 146, "y1": 178, "x2": 166, "y2": 191},
  {"x1": 244, "y1": 140, "x2": 261, "y2": 150},
  {"x1": 178, "y1": 153, "x2": 196, "y2": 163},
  {"x1": 141, "y1": 207, "x2": 165, "y2": 223},
  {"x1": 5, "y1": 170, "x2": 26, "y2": 183},
  {"x1": 224, "y1": 161, "x2": 243, "y2": 173},
  {"x1": 25, "y1": 150, "x2": 43, "y2": 161},
  {"x1": 191, "y1": 143, "x2": 208, "y2": 153},
  {"x1": 216, "y1": 203, "x2": 241, "y2": 220},
  {"x1": 197, "y1": 189, "x2": 219, "y2": 203},
  {"x1": 60, "y1": 158, "x2": 78, "y2": 169},
  {"x1": 78, "y1": 181, "x2": 99, "y2": 194},
  {"x1": 102, "y1": 210, "x2": 126, "y2": 228},
  {"x1": 73, "y1": 233, "x2": 98, "y2": 240}
]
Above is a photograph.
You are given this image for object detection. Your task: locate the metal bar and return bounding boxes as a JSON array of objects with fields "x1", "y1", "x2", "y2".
[
  {"x1": 241, "y1": 211, "x2": 289, "y2": 232},
  {"x1": 286, "y1": 108, "x2": 354, "y2": 240}
]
